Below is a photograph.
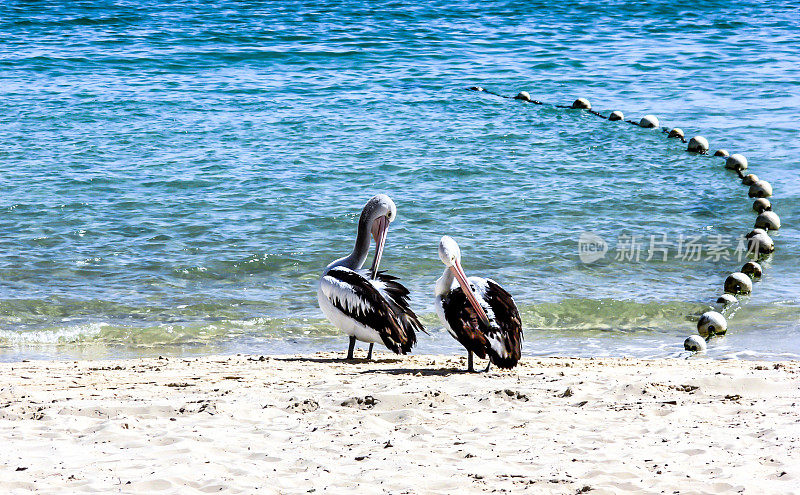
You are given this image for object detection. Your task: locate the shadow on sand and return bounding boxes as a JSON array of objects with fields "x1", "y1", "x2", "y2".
[
  {"x1": 273, "y1": 356, "x2": 405, "y2": 365},
  {"x1": 358, "y1": 367, "x2": 472, "y2": 376},
  {"x1": 273, "y1": 356, "x2": 473, "y2": 375}
]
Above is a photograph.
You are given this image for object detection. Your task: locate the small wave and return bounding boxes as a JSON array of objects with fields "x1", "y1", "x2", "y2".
[{"x1": 0, "y1": 323, "x2": 104, "y2": 345}]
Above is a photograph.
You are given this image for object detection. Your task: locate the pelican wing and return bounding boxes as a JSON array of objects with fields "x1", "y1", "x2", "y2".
[
  {"x1": 481, "y1": 280, "x2": 523, "y2": 369},
  {"x1": 441, "y1": 286, "x2": 491, "y2": 360},
  {"x1": 371, "y1": 271, "x2": 426, "y2": 343},
  {"x1": 320, "y1": 267, "x2": 420, "y2": 354}
]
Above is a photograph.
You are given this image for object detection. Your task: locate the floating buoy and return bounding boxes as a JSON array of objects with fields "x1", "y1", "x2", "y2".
[
  {"x1": 514, "y1": 91, "x2": 531, "y2": 101},
  {"x1": 469, "y1": 86, "x2": 485, "y2": 92},
  {"x1": 572, "y1": 98, "x2": 591, "y2": 109},
  {"x1": 698, "y1": 311, "x2": 728, "y2": 337},
  {"x1": 741, "y1": 174, "x2": 759, "y2": 186},
  {"x1": 668, "y1": 128, "x2": 685, "y2": 140},
  {"x1": 714, "y1": 149, "x2": 730, "y2": 157},
  {"x1": 725, "y1": 154, "x2": 748, "y2": 171},
  {"x1": 684, "y1": 335, "x2": 707, "y2": 352},
  {"x1": 609, "y1": 111, "x2": 624, "y2": 121},
  {"x1": 741, "y1": 261, "x2": 763, "y2": 279},
  {"x1": 745, "y1": 229, "x2": 774, "y2": 256},
  {"x1": 716, "y1": 294, "x2": 738, "y2": 305},
  {"x1": 687, "y1": 135, "x2": 709, "y2": 153},
  {"x1": 639, "y1": 115, "x2": 659, "y2": 128},
  {"x1": 754, "y1": 211, "x2": 781, "y2": 230},
  {"x1": 749, "y1": 180, "x2": 773, "y2": 198},
  {"x1": 753, "y1": 198, "x2": 771, "y2": 213},
  {"x1": 724, "y1": 272, "x2": 753, "y2": 295}
]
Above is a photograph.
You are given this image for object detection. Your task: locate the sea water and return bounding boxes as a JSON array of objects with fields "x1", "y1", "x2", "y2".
[{"x1": 1, "y1": 0, "x2": 798, "y2": 361}]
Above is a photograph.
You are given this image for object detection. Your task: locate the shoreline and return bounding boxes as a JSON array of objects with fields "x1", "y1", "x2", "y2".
[{"x1": 1, "y1": 353, "x2": 798, "y2": 494}]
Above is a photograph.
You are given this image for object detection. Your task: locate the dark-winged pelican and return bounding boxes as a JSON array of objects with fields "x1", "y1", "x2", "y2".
[
  {"x1": 434, "y1": 236, "x2": 522, "y2": 372},
  {"x1": 318, "y1": 194, "x2": 424, "y2": 360}
]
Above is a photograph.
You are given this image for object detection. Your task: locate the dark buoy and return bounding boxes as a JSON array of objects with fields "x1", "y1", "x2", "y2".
[
  {"x1": 684, "y1": 335, "x2": 707, "y2": 352},
  {"x1": 639, "y1": 115, "x2": 659, "y2": 128},
  {"x1": 714, "y1": 149, "x2": 730, "y2": 157},
  {"x1": 748, "y1": 180, "x2": 773, "y2": 198},
  {"x1": 697, "y1": 311, "x2": 727, "y2": 338},
  {"x1": 753, "y1": 198, "x2": 772, "y2": 213},
  {"x1": 687, "y1": 136, "x2": 709, "y2": 153},
  {"x1": 514, "y1": 91, "x2": 532, "y2": 102},
  {"x1": 725, "y1": 154, "x2": 748, "y2": 171},
  {"x1": 754, "y1": 211, "x2": 781, "y2": 230},
  {"x1": 724, "y1": 272, "x2": 752, "y2": 295},
  {"x1": 609, "y1": 111, "x2": 624, "y2": 121},
  {"x1": 572, "y1": 98, "x2": 591, "y2": 109},
  {"x1": 717, "y1": 294, "x2": 738, "y2": 305},
  {"x1": 741, "y1": 174, "x2": 759, "y2": 186},
  {"x1": 741, "y1": 261, "x2": 763, "y2": 279},
  {"x1": 668, "y1": 128, "x2": 685, "y2": 140},
  {"x1": 469, "y1": 86, "x2": 485, "y2": 92}
]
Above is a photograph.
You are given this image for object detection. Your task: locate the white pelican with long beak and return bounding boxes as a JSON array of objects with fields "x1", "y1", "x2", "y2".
[
  {"x1": 318, "y1": 194, "x2": 424, "y2": 360},
  {"x1": 434, "y1": 236, "x2": 522, "y2": 372}
]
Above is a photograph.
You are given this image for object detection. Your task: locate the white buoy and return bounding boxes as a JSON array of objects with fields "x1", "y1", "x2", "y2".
[
  {"x1": 725, "y1": 154, "x2": 748, "y2": 171},
  {"x1": 741, "y1": 261, "x2": 763, "y2": 279},
  {"x1": 746, "y1": 228, "x2": 774, "y2": 255},
  {"x1": 668, "y1": 128, "x2": 685, "y2": 140},
  {"x1": 572, "y1": 98, "x2": 591, "y2": 109},
  {"x1": 698, "y1": 311, "x2": 728, "y2": 337},
  {"x1": 514, "y1": 91, "x2": 531, "y2": 101},
  {"x1": 714, "y1": 149, "x2": 730, "y2": 157},
  {"x1": 724, "y1": 272, "x2": 753, "y2": 295},
  {"x1": 749, "y1": 180, "x2": 773, "y2": 198},
  {"x1": 754, "y1": 211, "x2": 781, "y2": 230},
  {"x1": 609, "y1": 111, "x2": 624, "y2": 121},
  {"x1": 741, "y1": 174, "x2": 759, "y2": 186},
  {"x1": 687, "y1": 136, "x2": 709, "y2": 153},
  {"x1": 753, "y1": 198, "x2": 771, "y2": 213},
  {"x1": 684, "y1": 335, "x2": 707, "y2": 352},
  {"x1": 639, "y1": 115, "x2": 659, "y2": 128},
  {"x1": 716, "y1": 294, "x2": 738, "y2": 305}
]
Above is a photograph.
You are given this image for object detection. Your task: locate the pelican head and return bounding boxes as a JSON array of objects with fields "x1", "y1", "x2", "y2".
[
  {"x1": 361, "y1": 194, "x2": 396, "y2": 277},
  {"x1": 437, "y1": 236, "x2": 490, "y2": 326},
  {"x1": 438, "y1": 235, "x2": 461, "y2": 267}
]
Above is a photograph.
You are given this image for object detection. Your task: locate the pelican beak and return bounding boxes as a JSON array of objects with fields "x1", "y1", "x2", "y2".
[
  {"x1": 450, "y1": 258, "x2": 491, "y2": 327},
  {"x1": 370, "y1": 215, "x2": 390, "y2": 279}
]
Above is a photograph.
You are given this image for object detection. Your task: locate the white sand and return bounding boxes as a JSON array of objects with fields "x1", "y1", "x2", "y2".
[{"x1": 1, "y1": 353, "x2": 798, "y2": 494}]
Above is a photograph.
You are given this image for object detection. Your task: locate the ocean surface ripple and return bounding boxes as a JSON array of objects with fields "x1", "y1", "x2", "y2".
[{"x1": 1, "y1": 0, "x2": 798, "y2": 360}]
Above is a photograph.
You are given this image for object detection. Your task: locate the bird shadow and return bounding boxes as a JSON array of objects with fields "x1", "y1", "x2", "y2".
[
  {"x1": 274, "y1": 356, "x2": 405, "y2": 365},
  {"x1": 359, "y1": 367, "x2": 472, "y2": 376}
]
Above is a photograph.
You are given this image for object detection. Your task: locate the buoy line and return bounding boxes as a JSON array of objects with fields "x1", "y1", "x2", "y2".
[{"x1": 466, "y1": 87, "x2": 782, "y2": 354}]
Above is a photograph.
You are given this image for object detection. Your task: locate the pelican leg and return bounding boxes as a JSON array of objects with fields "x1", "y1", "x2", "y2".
[
  {"x1": 484, "y1": 360, "x2": 491, "y2": 373},
  {"x1": 366, "y1": 343, "x2": 374, "y2": 361},
  {"x1": 346, "y1": 336, "x2": 356, "y2": 360},
  {"x1": 467, "y1": 351, "x2": 475, "y2": 373}
]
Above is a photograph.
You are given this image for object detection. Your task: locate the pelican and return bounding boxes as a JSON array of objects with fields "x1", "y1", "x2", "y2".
[
  {"x1": 434, "y1": 236, "x2": 522, "y2": 372},
  {"x1": 318, "y1": 194, "x2": 424, "y2": 360}
]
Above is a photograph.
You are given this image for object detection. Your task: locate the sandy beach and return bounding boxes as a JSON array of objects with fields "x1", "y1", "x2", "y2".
[{"x1": 1, "y1": 353, "x2": 798, "y2": 494}]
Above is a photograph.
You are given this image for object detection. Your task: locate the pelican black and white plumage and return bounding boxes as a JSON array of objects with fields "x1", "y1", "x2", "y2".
[
  {"x1": 434, "y1": 236, "x2": 522, "y2": 372},
  {"x1": 318, "y1": 194, "x2": 424, "y2": 360}
]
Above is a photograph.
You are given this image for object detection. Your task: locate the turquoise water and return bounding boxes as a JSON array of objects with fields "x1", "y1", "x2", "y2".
[{"x1": 1, "y1": 1, "x2": 799, "y2": 361}]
